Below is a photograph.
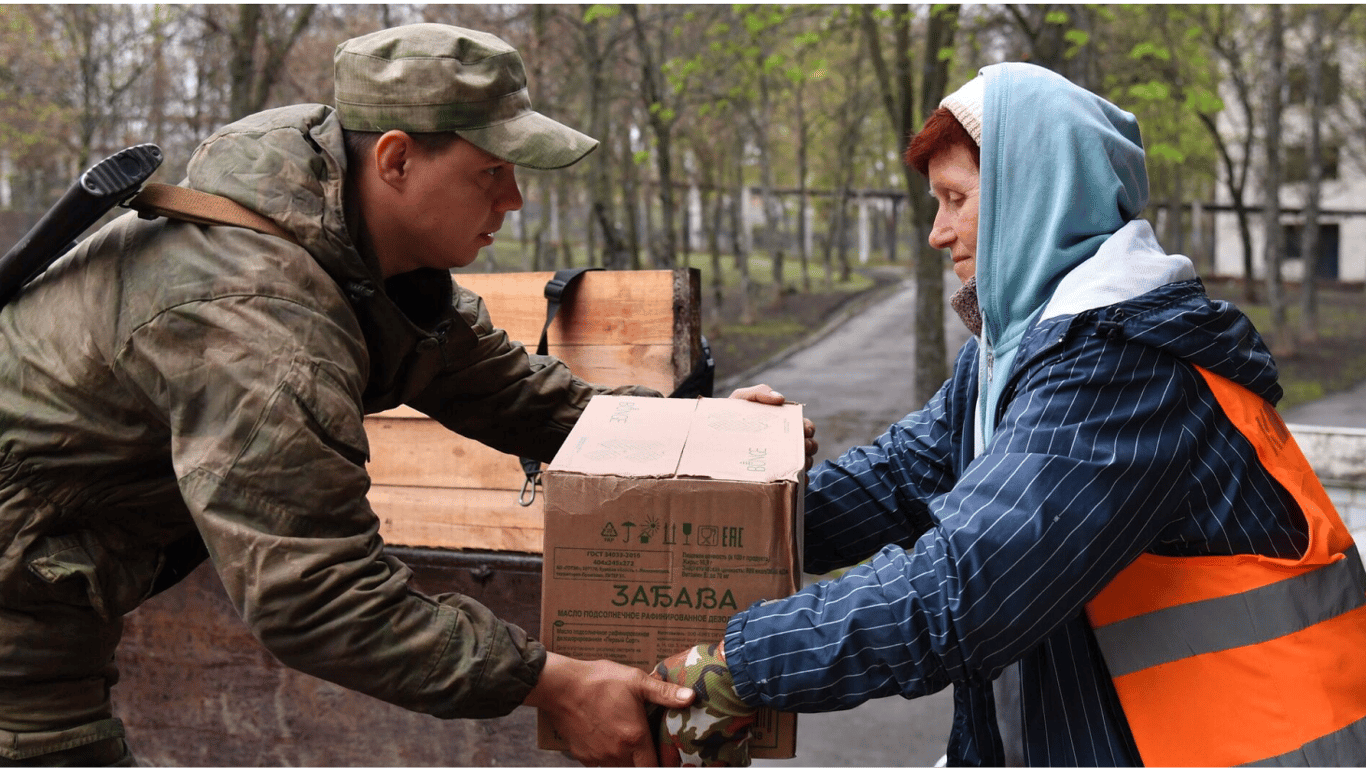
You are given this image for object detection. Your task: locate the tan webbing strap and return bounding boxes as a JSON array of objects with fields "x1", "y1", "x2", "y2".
[{"x1": 127, "y1": 182, "x2": 298, "y2": 245}]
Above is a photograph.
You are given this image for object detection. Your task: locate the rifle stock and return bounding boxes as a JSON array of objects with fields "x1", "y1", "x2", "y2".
[{"x1": 0, "y1": 144, "x2": 163, "y2": 311}]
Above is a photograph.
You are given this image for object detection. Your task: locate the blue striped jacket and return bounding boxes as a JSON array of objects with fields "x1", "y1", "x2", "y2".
[{"x1": 724, "y1": 277, "x2": 1308, "y2": 766}]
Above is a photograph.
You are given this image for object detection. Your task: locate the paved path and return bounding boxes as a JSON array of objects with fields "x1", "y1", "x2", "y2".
[{"x1": 1281, "y1": 377, "x2": 1366, "y2": 429}]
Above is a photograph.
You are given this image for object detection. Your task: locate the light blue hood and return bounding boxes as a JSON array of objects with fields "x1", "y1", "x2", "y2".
[{"x1": 974, "y1": 63, "x2": 1150, "y2": 445}]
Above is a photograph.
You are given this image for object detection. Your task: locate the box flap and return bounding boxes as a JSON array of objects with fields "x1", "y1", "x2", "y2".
[
  {"x1": 550, "y1": 396, "x2": 804, "y2": 484},
  {"x1": 678, "y1": 399, "x2": 805, "y2": 483},
  {"x1": 548, "y1": 396, "x2": 696, "y2": 477}
]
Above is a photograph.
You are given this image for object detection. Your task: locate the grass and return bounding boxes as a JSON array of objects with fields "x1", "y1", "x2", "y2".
[{"x1": 1206, "y1": 280, "x2": 1366, "y2": 410}]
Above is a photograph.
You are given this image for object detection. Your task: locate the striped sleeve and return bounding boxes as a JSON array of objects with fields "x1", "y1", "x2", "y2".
[
  {"x1": 801, "y1": 371, "x2": 964, "y2": 574},
  {"x1": 725, "y1": 334, "x2": 1214, "y2": 714}
]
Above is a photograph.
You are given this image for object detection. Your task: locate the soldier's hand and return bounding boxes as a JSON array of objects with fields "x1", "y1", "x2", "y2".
[
  {"x1": 650, "y1": 642, "x2": 757, "y2": 767},
  {"x1": 526, "y1": 652, "x2": 694, "y2": 766},
  {"x1": 727, "y1": 385, "x2": 819, "y2": 470}
]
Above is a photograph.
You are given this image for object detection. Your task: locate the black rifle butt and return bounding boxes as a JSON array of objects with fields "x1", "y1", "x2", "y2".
[{"x1": 0, "y1": 144, "x2": 163, "y2": 310}]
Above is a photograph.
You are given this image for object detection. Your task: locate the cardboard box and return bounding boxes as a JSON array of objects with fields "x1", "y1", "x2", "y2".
[{"x1": 537, "y1": 396, "x2": 804, "y2": 758}]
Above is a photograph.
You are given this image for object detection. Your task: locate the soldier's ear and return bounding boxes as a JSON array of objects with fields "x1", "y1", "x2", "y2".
[{"x1": 373, "y1": 130, "x2": 414, "y2": 190}]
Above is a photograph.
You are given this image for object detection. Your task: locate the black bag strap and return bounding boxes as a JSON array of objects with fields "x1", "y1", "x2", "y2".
[
  {"x1": 517, "y1": 268, "x2": 716, "y2": 506},
  {"x1": 519, "y1": 267, "x2": 602, "y2": 506},
  {"x1": 669, "y1": 335, "x2": 714, "y2": 400},
  {"x1": 536, "y1": 267, "x2": 601, "y2": 356}
]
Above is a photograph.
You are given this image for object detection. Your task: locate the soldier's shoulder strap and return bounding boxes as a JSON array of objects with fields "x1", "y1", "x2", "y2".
[{"x1": 127, "y1": 183, "x2": 298, "y2": 246}]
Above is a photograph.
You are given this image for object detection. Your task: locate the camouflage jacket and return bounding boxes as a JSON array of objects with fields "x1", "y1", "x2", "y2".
[{"x1": 0, "y1": 104, "x2": 648, "y2": 722}]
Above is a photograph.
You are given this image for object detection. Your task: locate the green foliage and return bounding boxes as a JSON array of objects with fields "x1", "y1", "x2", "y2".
[
  {"x1": 1185, "y1": 89, "x2": 1224, "y2": 116},
  {"x1": 1147, "y1": 142, "x2": 1186, "y2": 164},
  {"x1": 666, "y1": 57, "x2": 704, "y2": 94},
  {"x1": 1063, "y1": 29, "x2": 1090, "y2": 58},
  {"x1": 647, "y1": 103, "x2": 677, "y2": 123},
  {"x1": 1097, "y1": 5, "x2": 1223, "y2": 202},
  {"x1": 1128, "y1": 81, "x2": 1172, "y2": 102},
  {"x1": 582, "y1": 5, "x2": 619, "y2": 25},
  {"x1": 1129, "y1": 41, "x2": 1171, "y2": 62}
]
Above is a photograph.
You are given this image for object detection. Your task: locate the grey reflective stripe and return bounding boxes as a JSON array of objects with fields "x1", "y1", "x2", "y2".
[
  {"x1": 1095, "y1": 546, "x2": 1366, "y2": 678},
  {"x1": 1241, "y1": 714, "x2": 1366, "y2": 766}
]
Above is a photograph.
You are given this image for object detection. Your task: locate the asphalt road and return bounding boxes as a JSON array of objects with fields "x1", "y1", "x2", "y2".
[
  {"x1": 724, "y1": 267, "x2": 970, "y2": 768},
  {"x1": 1281, "y1": 377, "x2": 1366, "y2": 429}
]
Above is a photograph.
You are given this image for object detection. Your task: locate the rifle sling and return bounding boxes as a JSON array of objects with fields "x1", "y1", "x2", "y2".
[{"x1": 127, "y1": 183, "x2": 298, "y2": 246}]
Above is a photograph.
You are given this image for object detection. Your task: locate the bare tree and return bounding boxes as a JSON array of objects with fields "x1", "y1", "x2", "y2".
[
  {"x1": 1290, "y1": 6, "x2": 1355, "y2": 341},
  {"x1": 862, "y1": 4, "x2": 960, "y2": 407},
  {"x1": 49, "y1": 5, "x2": 168, "y2": 168},
  {"x1": 1261, "y1": 5, "x2": 1289, "y2": 354},
  {"x1": 570, "y1": 6, "x2": 633, "y2": 269},
  {"x1": 1192, "y1": 5, "x2": 1263, "y2": 302},
  {"x1": 223, "y1": 5, "x2": 317, "y2": 120},
  {"x1": 624, "y1": 4, "x2": 680, "y2": 269}
]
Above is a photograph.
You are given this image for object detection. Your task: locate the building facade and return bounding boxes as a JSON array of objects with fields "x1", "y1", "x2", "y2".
[{"x1": 1211, "y1": 32, "x2": 1366, "y2": 284}]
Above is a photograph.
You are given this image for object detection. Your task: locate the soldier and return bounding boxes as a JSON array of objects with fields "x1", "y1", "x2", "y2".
[{"x1": 0, "y1": 23, "x2": 817, "y2": 767}]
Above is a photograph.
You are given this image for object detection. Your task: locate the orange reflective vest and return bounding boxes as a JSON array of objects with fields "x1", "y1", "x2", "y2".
[{"x1": 1085, "y1": 366, "x2": 1366, "y2": 767}]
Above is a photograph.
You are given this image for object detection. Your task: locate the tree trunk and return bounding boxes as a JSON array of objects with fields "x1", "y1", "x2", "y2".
[
  {"x1": 731, "y1": 131, "x2": 753, "y2": 325},
  {"x1": 834, "y1": 190, "x2": 852, "y2": 284},
  {"x1": 626, "y1": 5, "x2": 677, "y2": 269},
  {"x1": 1261, "y1": 5, "x2": 1289, "y2": 355},
  {"x1": 1195, "y1": 5, "x2": 1260, "y2": 302},
  {"x1": 622, "y1": 129, "x2": 643, "y2": 270},
  {"x1": 863, "y1": 4, "x2": 958, "y2": 406},
  {"x1": 752, "y1": 68, "x2": 787, "y2": 305},
  {"x1": 705, "y1": 188, "x2": 724, "y2": 323},
  {"x1": 1299, "y1": 7, "x2": 1325, "y2": 345},
  {"x1": 227, "y1": 5, "x2": 314, "y2": 120},
  {"x1": 580, "y1": 10, "x2": 615, "y2": 268}
]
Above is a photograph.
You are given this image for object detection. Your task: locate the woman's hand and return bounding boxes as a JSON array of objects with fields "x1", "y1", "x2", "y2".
[{"x1": 728, "y1": 385, "x2": 819, "y2": 469}]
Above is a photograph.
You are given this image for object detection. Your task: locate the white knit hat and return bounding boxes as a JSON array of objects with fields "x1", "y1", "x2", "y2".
[{"x1": 940, "y1": 73, "x2": 984, "y2": 146}]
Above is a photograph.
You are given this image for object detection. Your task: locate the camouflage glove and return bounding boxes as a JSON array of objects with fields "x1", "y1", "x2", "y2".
[{"x1": 651, "y1": 643, "x2": 757, "y2": 767}]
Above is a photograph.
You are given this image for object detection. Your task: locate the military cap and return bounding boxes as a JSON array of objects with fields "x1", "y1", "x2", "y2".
[{"x1": 334, "y1": 23, "x2": 598, "y2": 169}]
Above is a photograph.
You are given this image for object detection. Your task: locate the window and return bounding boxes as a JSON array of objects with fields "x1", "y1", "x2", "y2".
[
  {"x1": 1284, "y1": 143, "x2": 1339, "y2": 183},
  {"x1": 1282, "y1": 222, "x2": 1340, "y2": 280},
  {"x1": 1287, "y1": 61, "x2": 1341, "y2": 107}
]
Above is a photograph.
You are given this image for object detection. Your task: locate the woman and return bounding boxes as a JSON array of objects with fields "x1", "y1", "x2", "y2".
[{"x1": 659, "y1": 62, "x2": 1366, "y2": 767}]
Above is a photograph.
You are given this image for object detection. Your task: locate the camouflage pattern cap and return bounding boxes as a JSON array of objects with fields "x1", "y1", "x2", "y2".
[{"x1": 334, "y1": 23, "x2": 598, "y2": 169}]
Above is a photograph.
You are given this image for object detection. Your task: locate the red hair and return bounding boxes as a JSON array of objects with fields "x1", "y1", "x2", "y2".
[{"x1": 906, "y1": 106, "x2": 980, "y2": 176}]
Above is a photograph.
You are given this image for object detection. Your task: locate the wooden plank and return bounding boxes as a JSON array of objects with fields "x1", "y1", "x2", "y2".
[
  {"x1": 451, "y1": 270, "x2": 683, "y2": 347},
  {"x1": 367, "y1": 417, "x2": 525, "y2": 489},
  {"x1": 670, "y1": 269, "x2": 704, "y2": 388},
  {"x1": 371, "y1": 485, "x2": 545, "y2": 554},
  {"x1": 370, "y1": 344, "x2": 679, "y2": 415},
  {"x1": 365, "y1": 269, "x2": 701, "y2": 552}
]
